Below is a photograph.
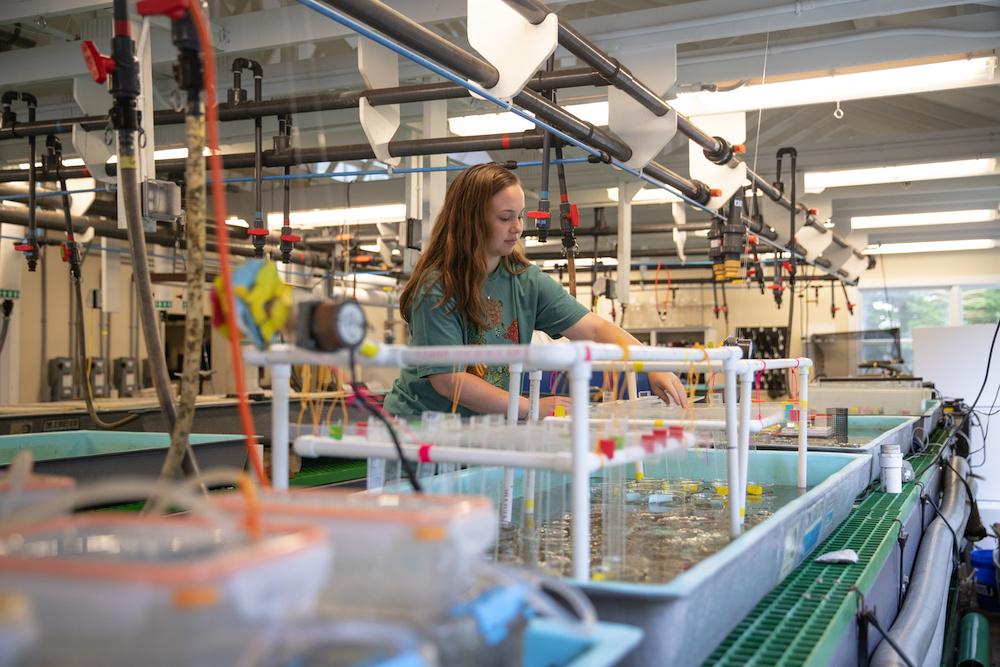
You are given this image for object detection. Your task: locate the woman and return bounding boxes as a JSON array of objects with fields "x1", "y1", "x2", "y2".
[{"x1": 384, "y1": 163, "x2": 686, "y2": 418}]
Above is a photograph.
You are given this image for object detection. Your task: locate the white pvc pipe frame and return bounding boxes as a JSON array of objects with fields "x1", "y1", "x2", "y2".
[{"x1": 244, "y1": 342, "x2": 811, "y2": 581}]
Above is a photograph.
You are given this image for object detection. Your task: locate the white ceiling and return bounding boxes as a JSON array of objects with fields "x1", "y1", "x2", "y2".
[{"x1": 0, "y1": 0, "x2": 998, "y2": 256}]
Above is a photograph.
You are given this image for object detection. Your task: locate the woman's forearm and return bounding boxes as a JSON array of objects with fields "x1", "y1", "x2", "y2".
[{"x1": 428, "y1": 372, "x2": 528, "y2": 418}]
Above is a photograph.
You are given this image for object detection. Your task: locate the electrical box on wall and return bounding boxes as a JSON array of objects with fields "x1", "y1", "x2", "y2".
[
  {"x1": 114, "y1": 357, "x2": 138, "y2": 398},
  {"x1": 47, "y1": 358, "x2": 74, "y2": 402},
  {"x1": 87, "y1": 357, "x2": 109, "y2": 398}
]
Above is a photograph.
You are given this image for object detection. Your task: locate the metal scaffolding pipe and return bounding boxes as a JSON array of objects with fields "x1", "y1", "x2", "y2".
[
  {"x1": 318, "y1": 0, "x2": 633, "y2": 161},
  {"x1": 0, "y1": 202, "x2": 330, "y2": 267},
  {"x1": 0, "y1": 130, "x2": 549, "y2": 182},
  {"x1": 0, "y1": 67, "x2": 606, "y2": 142}
]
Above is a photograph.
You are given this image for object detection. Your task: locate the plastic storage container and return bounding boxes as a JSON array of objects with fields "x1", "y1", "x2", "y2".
[
  {"x1": 0, "y1": 514, "x2": 331, "y2": 666},
  {"x1": 0, "y1": 474, "x2": 74, "y2": 514},
  {"x1": 214, "y1": 488, "x2": 497, "y2": 620},
  {"x1": 971, "y1": 548, "x2": 999, "y2": 612}
]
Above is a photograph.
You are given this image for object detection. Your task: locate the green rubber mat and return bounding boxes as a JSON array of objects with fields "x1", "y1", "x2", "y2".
[
  {"x1": 291, "y1": 458, "x2": 366, "y2": 487},
  {"x1": 704, "y1": 426, "x2": 951, "y2": 666}
]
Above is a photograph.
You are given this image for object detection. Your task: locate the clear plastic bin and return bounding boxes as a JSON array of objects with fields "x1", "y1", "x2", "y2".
[
  {"x1": 0, "y1": 474, "x2": 74, "y2": 514},
  {"x1": 214, "y1": 488, "x2": 497, "y2": 620},
  {"x1": 0, "y1": 514, "x2": 331, "y2": 667}
]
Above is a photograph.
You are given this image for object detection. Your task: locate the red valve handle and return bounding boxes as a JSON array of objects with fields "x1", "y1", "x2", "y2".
[
  {"x1": 13, "y1": 243, "x2": 34, "y2": 252},
  {"x1": 136, "y1": 0, "x2": 190, "y2": 20},
  {"x1": 81, "y1": 41, "x2": 115, "y2": 85},
  {"x1": 280, "y1": 234, "x2": 301, "y2": 243},
  {"x1": 246, "y1": 228, "x2": 269, "y2": 236},
  {"x1": 568, "y1": 203, "x2": 579, "y2": 228},
  {"x1": 525, "y1": 211, "x2": 550, "y2": 220}
]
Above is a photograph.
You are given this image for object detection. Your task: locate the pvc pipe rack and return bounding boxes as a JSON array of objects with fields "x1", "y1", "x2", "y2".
[{"x1": 244, "y1": 341, "x2": 812, "y2": 581}]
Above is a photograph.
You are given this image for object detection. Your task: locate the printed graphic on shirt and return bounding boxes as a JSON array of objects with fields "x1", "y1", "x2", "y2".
[{"x1": 468, "y1": 298, "x2": 519, "y2": 389}]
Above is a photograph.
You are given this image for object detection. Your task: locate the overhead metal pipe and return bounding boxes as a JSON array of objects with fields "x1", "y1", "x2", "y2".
[
  {"x1": 0, "y1": 202, "x2": 330, "y2": 267},
  {"x1": 0, "y1": 67, "x2": 607, "y2": 142},
  {"x1": 0, "y1": 130, "x2": 550, "y2": 182},
  {"x1": 316, "y1": 0, "x2": 633, "y2": 161}
]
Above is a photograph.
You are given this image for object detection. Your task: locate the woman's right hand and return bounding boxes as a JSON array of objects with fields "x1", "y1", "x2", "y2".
[{"x1": 537, "y1": 395, "x2": 572, "y2": 418}]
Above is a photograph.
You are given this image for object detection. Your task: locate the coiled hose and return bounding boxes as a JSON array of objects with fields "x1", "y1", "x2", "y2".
[{"x1": 159, "y1": 110, "x2": 207, "y2": 480}]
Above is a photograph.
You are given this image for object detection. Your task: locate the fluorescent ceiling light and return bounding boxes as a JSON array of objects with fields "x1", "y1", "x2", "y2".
[
  {"x1": 851, "y1": 208, "x2": 999, "y2": 230},
  {"x1": 862, "y1": 239, "x2": 997, "y2": 255},
  {"x1": 266, "y1": 204, "x2": 405, "y2": 230},
  {"x1": 447, "y1": 57, "x2": 996, "y2": 133},
  {"x1": 805, "y1": 158, "x2": 997, "y2": 193},
  {"x1": 672, "y1": 56, "x2": 997, "y2": 117},
  {"x1": 358, "y1": 243, "x2": 380, "y2": 252},
  {"x1": 107, "y1": 147, "x2": 211, "y2": 164},
  {"x1": 225, "y1": 217, "x2": 249, "y2": 228},
  {"x1": 17, "y1": 158, "x2": 85, "y2": 169},
  {"x1": 449, "y1": 101, "x2": 607, "y2": 136},
  {"x1": 542, "y1": 257, "x2": 617, "y2": 269},
  {"x1": 606, "y1": 187, "x2": 681, "y2": 204}
]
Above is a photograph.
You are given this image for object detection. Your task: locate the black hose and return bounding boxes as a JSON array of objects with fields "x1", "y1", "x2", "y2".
[
  {"x1": 57, "y1": 170, "x2": 138, "y2": 430},
  {"x1": 0, "y1": 300, "x2": 12, "y2": 356}
]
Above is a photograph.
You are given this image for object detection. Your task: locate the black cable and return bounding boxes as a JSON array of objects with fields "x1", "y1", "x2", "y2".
[
  {"x1": 348, "y1": 348, "x2": 422, "y2": 493},
  {"x1": 890, "y1": 517, "x2": 907, "y2": 610},
  {"x1": 0, "y1": 300, "x2": 12, "y2": 355},
  {"x1": 921, "y1": 490, "x2": 959, "y2": 564},
  {"x1": 865, "y1": 610, "x2": 916, "y2": 667},
  {"x1": 849, "y1": 587, "x2": 917, "y2": 667},
  {"x1": 969, "y1": 319, "x2": 999, "y2": 411}
]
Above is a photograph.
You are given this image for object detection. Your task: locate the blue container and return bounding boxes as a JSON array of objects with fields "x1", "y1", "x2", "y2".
[
  {"x1": 971, "y1": 549, "x2": 1000, "y2": 612},
  {"x1": 524, "y1": 619, "x2": 643, "y2": 667}
]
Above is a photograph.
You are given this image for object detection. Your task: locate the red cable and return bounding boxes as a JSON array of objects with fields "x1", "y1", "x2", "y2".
[{"x1": 190, "y1": 2, "x2": 268, "y2": 487}]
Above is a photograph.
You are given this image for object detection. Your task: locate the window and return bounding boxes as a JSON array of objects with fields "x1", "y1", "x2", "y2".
[
  {"x1": 962, "y1": 286, "x2": 1000, "y2": 324},
  {"x1": 862, "y1": 287, "x2": 950, "y2": 369},
  {"x1": 861, "y1": 284, "x2": 1000, "y2": 372}
]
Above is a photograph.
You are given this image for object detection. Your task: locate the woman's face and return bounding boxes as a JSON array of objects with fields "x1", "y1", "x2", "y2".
[{"x1": 485, "y1": 183, "x2": 525, "y2": 259}]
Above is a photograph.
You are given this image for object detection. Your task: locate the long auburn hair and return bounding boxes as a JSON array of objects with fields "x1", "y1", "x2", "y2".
[{"x1": 400, "y1": 163, "x2": 530, "y2": 329}]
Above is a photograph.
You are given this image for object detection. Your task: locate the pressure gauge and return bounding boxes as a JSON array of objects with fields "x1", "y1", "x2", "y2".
[{"x1": 297, "y1": 298, "x2": 367, "y2": 352}]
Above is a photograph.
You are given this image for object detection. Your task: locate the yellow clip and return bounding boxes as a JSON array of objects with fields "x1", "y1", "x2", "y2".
[
  {"x1": 747, "y1": 483, "x2": 763, "y2": 496},
  {"x1": 554, "y1": 404, "x2": 566, "y2": 418},
  {"x1": 360, "y1": 341, "x2": 379, "y2": 358},
  {"x1": 739, "y1": 507, "x2": 746, "y2": 518},
  {"x1": 635, "y1": 471, "x2": 645, "y2": 481},
  {"x1": 653, "y1": 419, "x2": 664, "y2": 427},
  {"x1": 632, "y1": 361, "x2": 644, "y2": 372},
  {"x1": 714, "y1": 484, "x2": 729, "y2": 497}
]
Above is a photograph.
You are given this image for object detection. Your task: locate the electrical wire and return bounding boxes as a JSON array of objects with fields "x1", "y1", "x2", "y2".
[
  {"x1": 0, "y1": 301, "x2": 11, "y2": 357},
  {"x1": 969, "y1": 319, "x2": 999, "y2": 411},
  {"x1": 189, "y1": 1, "x2": 268, "y2": 487},
  {"x1": 348, "y1": 348, "x2": 422, "y2": 493}
]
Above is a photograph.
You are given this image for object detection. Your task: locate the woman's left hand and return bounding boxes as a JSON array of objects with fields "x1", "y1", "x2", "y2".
[{"x1": 648, "y1": 371, "x2": 687, "y2": 407}]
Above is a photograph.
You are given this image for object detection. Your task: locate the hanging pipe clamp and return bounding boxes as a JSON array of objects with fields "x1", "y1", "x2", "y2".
[{"x1": 3, "y1": 92, "x2": 40, "y2": 271}]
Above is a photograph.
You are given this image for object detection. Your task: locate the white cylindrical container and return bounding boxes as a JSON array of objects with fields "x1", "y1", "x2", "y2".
[{"x1": 881, "y1": 443, "x2": 903, "y2": 494}]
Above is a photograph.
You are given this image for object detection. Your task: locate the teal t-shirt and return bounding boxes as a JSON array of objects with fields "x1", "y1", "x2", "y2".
[{"x1": 383, "y1": 262, "x2": 589, "y2": 417}]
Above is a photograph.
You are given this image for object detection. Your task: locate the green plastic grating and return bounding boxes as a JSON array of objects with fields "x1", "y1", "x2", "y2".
[
  {"x1": 704, "y1": 425, "x2": 952, "y2": 667},
  {"x1": 290, "y1": 458, "x2": 367, "y2": 487}
]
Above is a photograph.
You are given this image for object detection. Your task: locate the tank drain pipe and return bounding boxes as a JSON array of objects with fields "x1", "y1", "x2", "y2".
[
  {"x1": 230, "y1": 58, "x2": 266, "y2": 257},
  {"x1": 2, "y1": 92, "x2": 40, "y2": 271}
]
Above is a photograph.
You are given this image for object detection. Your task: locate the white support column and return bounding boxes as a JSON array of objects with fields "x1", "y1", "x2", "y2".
[
  {"x1": 528, "y1": 370, "x2": 542, "y2": 422},
  {"x1": 502, "y1": 363, "x2": 524, "y2": 524},
  {"x1": 422, "y1": 100, "x2": 447, "y2": 250},
  {"x1": 271, "y1": 363, "x2": 291, "y2": 491},
  {"x1": 569, "y1": 357, "x2": 593, "y2": 580},
  {"x1": 526, "y1": 369, "x2": 542, "y2": 524},
  {"x1": 797, "y1": 364, "x2": 810, "y2": 490},
  {"x1": 738, "y1": 370, "x2": 753, "y2": 523},
  {"x1": 402, "y1": 153, "x2": 423, "y2": 274},
  {"x1": 723, "y1": 358, "x2": 741, "y2": 537},
  {"x1": 616, "y1": 180, "x2": 643, "y2": 310}
]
